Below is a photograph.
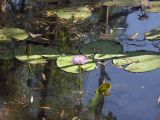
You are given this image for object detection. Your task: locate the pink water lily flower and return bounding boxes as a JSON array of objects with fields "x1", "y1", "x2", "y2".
[{"x1": 72, "y1": 55, "x2": 88, "y2": 65}]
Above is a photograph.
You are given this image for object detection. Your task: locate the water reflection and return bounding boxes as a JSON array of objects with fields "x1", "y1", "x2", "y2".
[{"x1": 0, "y1": 5, "x2": 160, "y2": 120}]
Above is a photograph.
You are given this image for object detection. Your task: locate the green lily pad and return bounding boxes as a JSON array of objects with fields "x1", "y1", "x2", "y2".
[
  {"x1": 0, "y1": 30, "x2": 12, "y2": 47},
  {"x1": 56, "y1": 55, "x2": 96, "y2": 73},
  {"x1": 0, "y1": 31, "x2": 11, "y2": 41},
  {"x1": 14, "y1": 44, "x2": 60, "y2": 64},
  {"x1": 96, "y1": 83, "x2": 111, "y2": 96},
  {"x1": 145, "y1": 1, "x2": 160, "y2": 13},
  {"x1": 145, "y1": 28, "x2": 160, "y2": 40},
  {"x1": 103, "y1": 0, "x2": 140, "y2": 7},
  {"x1": 36, "y1": 0, "x2": 58, "y2": 2},
  {"x1": 47, "y1": 6, "x2": 92, "y2": 20},
  {"x1": 113, "y1": 51, "x2": 160, "y2": 72},
  {"x1": 80, "y1": 40, "x2": 123, "y2": 60},
  {"x1": 0, "y1": 46, "x2": 13, "y2": 60},
  {"x1": 1, "y1": 28, "x2": 28, "y2": 41}
]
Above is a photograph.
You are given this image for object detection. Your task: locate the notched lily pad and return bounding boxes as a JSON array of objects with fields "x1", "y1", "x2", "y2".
[
  {"x1": 47, "y1": 6, "x2": 92, "y2": 20},
  {"x1": 1, "y1": 28, "x2": 28, "y2": 41},
  {"x1": 103, "y1": 0, "x2": 140, "y2": 7},
  {"x1": 96, "y1": 83, "x2": 111, "y2": 96},
  {"x1": 113, "y1": 51, "x2": 160, "y2": 72},
  {"x1": 15, "y1": 44, "x2": 59, "y2": 64},
  {"x1": 80, "y1": 40, "x2": 123, "y2": 60},
  {"x1": 145, "y1": 28, "x2": 160, "y2": 40},
  {"x1": 56, "y1": 55, "x2": 96, "y2": 73}
]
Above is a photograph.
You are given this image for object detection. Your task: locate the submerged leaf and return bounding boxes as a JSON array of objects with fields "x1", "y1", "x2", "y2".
[
  {"x1": 15, "y1": 44, "x2": 59, "y2": 64},
  {"x1": 56, "y1": 55, "x2": 96, "y2": 73},
  {"x1": 89, "y1": 83, "x2": 111, "y2": 112},
  {"x1": 113, "y1": 51, "x2": 160, "y2": 72},
  {"x1": 80, "y1": 40, "x2": 123, "y2": 60},
  {"x1": 1, "y1": 28, "x2": 28, "y2": 41},
  {"x1": 96, "y1": 83, "x2": 111, "y2": 96},
  {"x1": 0, "y1": 46, "x2": 13, "y2": 60},
  {"x1": 89, "y1": 94, "x2": 103, "y2": 112}
]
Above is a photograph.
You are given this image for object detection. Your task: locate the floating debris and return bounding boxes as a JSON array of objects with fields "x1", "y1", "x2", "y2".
[
  {"x1": 158, "y1": 96, "x2": 160, "y2": 105},
  {"x1": 128, "y1": 32, "x2": 141, "y2": 40}
]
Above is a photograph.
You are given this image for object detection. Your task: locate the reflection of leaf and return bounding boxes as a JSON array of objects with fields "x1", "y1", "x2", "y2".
[
  {"x1": 15, "y1": 44, "x2": 59, "y2": 64},
  {"x1": 1, "y1": 28, "x2": 28, "y2": 41},
  {"x1": 56, "y1": 55, "x2": 96, "y2": 73},
  {"x1": 113, "y1": 51, "x2": 160, "y2": 72},
  {"x1": 0, "y1": 46, "x2": 13, "y2": 60},
  {"x1": 47, "y1": 6, "x2": 91, "y2": 20},
  {"x1": 96, "y1": 83, "x2": 111, "y2": 96},
  {"x1": 80, "y1": 40, "x2": 123, "y2": 60}
]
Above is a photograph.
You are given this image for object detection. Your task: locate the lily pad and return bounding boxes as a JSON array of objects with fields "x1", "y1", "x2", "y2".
[
  {"x1": 113, "y1": 51, "x2": 160, "y2": 72},
  {"x1": 145, "y1": 1, "x2": 160, "y2": 13},
  {"x1": 96, "y1": 83, "x2": 111, "y2": 96},
  {"x1": 47, "y1": 6, "x2": 92, "y2": 20},
  {"x1": 56, "y1": 55, "x2": 96, "y2": 73},
  {"x1": 0, "y1": 30, "x2": 12, "y2": 47},
  {"x1": 14, "y1": 44, "x2": 60, "y2": 64},
  {"x1": 0, "y1": 46, "x2": 13, "y2": 60},
  {"x1": 1, "y1": 28, "x2": 28, "y2": 41},
  {"x1": 145, "y1": 28, "x2": 160, "y2": 40},
  {"x1": 80, "y1": 40, "x2": 123, "y2": 60},
  {"x1": 103, "y1": 0, "x2": 140, "y2": 7},
  {"x1": 36, "y1": 0, "x2": 58, "y2": 2}
]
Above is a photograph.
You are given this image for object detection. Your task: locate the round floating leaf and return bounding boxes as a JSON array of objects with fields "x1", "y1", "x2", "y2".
[
  {"x1": 56, "y1": 55, "x2": 96, "y2": 73},
  {"x1": 0, "y1": 30, "x2": 12, "y2": 46},
  {"x1": 0, "y1": 46, "x2": 13, "y2": 60},
  {"x1": 36, "y1": 0, "x2": 58, "y2": 2},
  {"x1": 47, "y1": 6, "x2": 91, "y2": 20},
  {"x1": 145, "y1": 1, "x2": 160, "y2": 13},
  {"x1": 113, "y1": 51, "x2": 160, "y2": 72},
  {"x1": 103, "y1": 0, "x2": 140, "y2": 7},
  {"x1": 14, "y1": 44, "x2": 60, "y2": 64},
  {"x1": 145, "y1": 28, "x2": 160, "y2": 40},
  {"x1": 80, "y1": 40, "x2": 123, "y2": 60},
  {"x1": 96, "y1": 83, "x2": 111, "y2": 96},
  {"x1": 1, "y1": 28, "x2": 28, "y2": 41}
]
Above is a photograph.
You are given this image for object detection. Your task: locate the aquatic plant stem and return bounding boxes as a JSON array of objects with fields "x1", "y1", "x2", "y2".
[
  {"x1": 79, "y1": 65, "x2": 82, "y2": 107},
  {"x1": 106, "y1": 6, "x2": 109, "y2": 26},
  {"x1": 77, "y1": 65, "x2": 83, "y2": 118},
  {"x1": 79, "y1": 65, "x2": 82, "y2": 90}
]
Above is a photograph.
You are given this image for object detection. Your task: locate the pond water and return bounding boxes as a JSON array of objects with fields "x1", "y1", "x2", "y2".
[
  {"x1": 0, "y1": 9, "x2": 160, "y2": 120},
  {"x1": 84, "y1": 10, "x2": 160, "y2": 120}
]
